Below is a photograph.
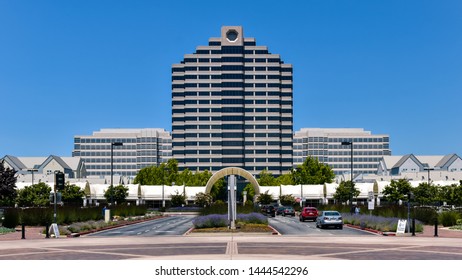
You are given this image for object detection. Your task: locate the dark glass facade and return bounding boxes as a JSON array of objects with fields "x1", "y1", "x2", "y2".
[{"x1": 171, "y1": 26, "x2": 293, "y2": 176}]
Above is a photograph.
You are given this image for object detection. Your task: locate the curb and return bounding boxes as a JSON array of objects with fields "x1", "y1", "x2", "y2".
[
  {"x1": 345, "y1": 224, "x2": 384, "y2": 235},
  {"x1": 184, "y1": 225, "x2": 279, "y2": 236},
  {"x1": 268, "y1": 225, "x2": 281, "y2": 235}
]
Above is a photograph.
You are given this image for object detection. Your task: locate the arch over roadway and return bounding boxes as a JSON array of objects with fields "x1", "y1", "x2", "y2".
[{"x1": 205, "y1": 167, "x2": 261, "y2": 196}]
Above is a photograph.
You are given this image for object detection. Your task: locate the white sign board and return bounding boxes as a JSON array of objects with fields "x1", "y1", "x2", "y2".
[
  {"x1": 396, "y1": 219, "x2": 407, "y2": 234},
  {"x1": 49, "y1": 223, "x2": 60, "y2": 238},
  {"x1": 368, "y1": 201, "x2": 375, "y2": 210},
  {"x1": 368, "y1": 191, "x2": 374, "y2": 201}
]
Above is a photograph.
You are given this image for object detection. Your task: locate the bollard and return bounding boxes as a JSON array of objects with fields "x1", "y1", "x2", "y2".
[
  {"x1": 46, "y1": 223, "x2": 50, "y2": 238},
  {"x1": 21, "y1": 223, "x2": 25, "y2": 239},
  {"x1": 434, "y1": 218, "x2": 438, "y2": 237},
  {"x1": 412, "y1": 218, "x2": 416, "y2": 236}
]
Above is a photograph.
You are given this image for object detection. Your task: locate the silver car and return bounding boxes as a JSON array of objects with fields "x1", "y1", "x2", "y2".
[{"x1": 315, "y1": 210, "x2": 343, "y2": 229}]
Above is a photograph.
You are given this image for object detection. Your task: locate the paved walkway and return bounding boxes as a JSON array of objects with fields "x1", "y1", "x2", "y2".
[
  {"x1": 1, "y1": 224, "x2": 461, "y2": 260},
  {"x1": 2, "y1": 224, "x2": 462, "y2": 241},
  {"x1": 1, "y1": 233, "x2": 462, "y2": 260}
]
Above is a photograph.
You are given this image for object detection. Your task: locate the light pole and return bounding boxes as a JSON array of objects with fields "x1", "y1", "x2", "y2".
[
  {"x1": 111, "y1": 142, "x2": 123, "y2": 206},
  {"x1": 341, "y1": 141, "x2": 354, "y2": 205},
  {"x1": 424, "y1": 167, "x2": 434, "y2": 184},
  {"x1": 27, "y1": 168, "x2": 38, "y2": 185}
]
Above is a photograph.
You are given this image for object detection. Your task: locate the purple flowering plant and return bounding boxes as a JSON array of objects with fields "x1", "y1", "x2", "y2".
[
  {"x1": 342, "y1": 213, "x2": 423, "y2": 232},
  {"x1": 192, "y1": 212, "x2": 268, "y2": 229}
]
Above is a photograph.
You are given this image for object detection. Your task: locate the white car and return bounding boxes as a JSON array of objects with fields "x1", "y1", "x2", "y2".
[{"x1": 315, "y1": 210, "x2": 343, "y2": 229}]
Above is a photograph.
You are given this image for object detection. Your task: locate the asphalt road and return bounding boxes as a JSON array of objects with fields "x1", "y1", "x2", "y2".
[
  {"x1": 268, "y1": 215, "x2": 374, "y2": 236},
  {"x1": 87, "y1": 215, "x2": 196, "y2": 237},
  {"x1": 87, "y1": 215, "x2": 374, "y2": 237}
]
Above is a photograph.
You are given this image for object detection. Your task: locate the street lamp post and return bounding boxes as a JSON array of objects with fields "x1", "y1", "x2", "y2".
[
  {"x1": 27, "y1": 168, "x2": 38, "y2": 186},
  {"x1": 341, "y1": 141, "x2": 353, "y2": 205},
  {"x1": 424, "y1": 167, "x2": 434, "y2": 184},
  {"x1": 110, "y1": 142, "x2": 123, "y2": 206}
]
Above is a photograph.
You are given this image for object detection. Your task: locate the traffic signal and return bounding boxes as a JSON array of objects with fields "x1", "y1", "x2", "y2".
[{"x1": 55, "y1": 172, "x2": 65, "y2": 191}]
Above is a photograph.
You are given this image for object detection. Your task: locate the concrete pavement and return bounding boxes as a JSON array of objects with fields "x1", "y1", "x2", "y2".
[{"x1": 1, "y1": 227, "x2": 462, "y2": 260}]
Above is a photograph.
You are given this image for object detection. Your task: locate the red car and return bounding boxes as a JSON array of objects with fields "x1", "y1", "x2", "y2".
[{"x1": 299, "y1": 207, "x2": 318, "y2": 222}]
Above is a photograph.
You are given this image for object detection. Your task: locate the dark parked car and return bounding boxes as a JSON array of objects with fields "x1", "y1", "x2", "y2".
[
  {"x1": 299, "y1": 207, "x2": 318, "y2": 222},
  {"x1": 276, "y1": 206, "x2": 286, "y2": 215},
  {"x1": 315, "y1": 210, "x2": 343, "y2": 229},
  {"x1": 282, "y1": 206, "x2": 295, "y2": 216},
  {"x1": 260, "y1": 205, "x2": 276, "y2": 217}
]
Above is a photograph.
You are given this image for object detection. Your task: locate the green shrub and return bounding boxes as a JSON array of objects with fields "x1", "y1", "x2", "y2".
[
  {"x1": 19, "y1": 208, "x2": 52, "y2": 226},
  {"x1": 439, "y1": 211, "x2": 461, "y2": 227},
  {"x1": 200, "y1": 203, "x2": 228, "y2": 215},
  {"x1": 413, "y1": 207, "x2": 438, "y2": 224},
  {"x1": 199, "y1": 203, "x2": 257, "y2": 216},
  {"x1": 112, "y1": 204, "x2": 147, "y2": 217},
  {"x1": 2, "y1": 208, "x2": 19, "y2": 228},
  {"x1": 0, "y1": 226, "x2": 15, "y2": 234}
]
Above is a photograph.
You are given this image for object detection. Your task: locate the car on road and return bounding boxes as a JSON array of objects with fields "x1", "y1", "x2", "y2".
[
  {"x1": 261, "y1": 205, "x2": 276, "y2": 217},
  {"x1": 315, "y1": 210, "x2": 343, "y2": 229},
  {"x1": 266, "y1": 205, "x2": 276, "y2": 217},
  {"x1": 281, "y1": 206, "x2": 295, "y2": 217},
  {"x1": 299, "y1": 207, "x2": 318, "y2": 222}
]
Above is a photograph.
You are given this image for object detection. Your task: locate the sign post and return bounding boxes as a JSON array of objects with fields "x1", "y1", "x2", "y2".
[
  {"x1": 227, "y1": 175, "x2": 237, "y2": 230},
  {"x1": 52, "y1": 171, "x2": 64, "y2": 233},
  {"x1": 367, "y1": 191, "x2": 374, "y2": 214}
]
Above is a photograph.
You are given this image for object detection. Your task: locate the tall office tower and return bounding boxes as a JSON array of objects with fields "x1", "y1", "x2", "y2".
[
  {"x1": 172, "y1": 26, "x2": 293, "y2": 176},
  {"x1": 293, "y1": 128, "x2": 391, "y2": 176},
  {"x1": 73, "y1": 128, "x2": 172, "y2": 177}
]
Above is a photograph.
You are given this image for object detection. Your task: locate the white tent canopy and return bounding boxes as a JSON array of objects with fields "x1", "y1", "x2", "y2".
[
  {"x1": 302, "y1": 184, "x2": 324, "y2": 199},
  {"x1": 259, "y1": 186, "x2": 280, "y2": 200},
  {"x1": 281, "y1": 184, "x2": 301, "y2": 198},
  {"x1": 185, "y1": 186, "x2": 206, "y2": 201}
]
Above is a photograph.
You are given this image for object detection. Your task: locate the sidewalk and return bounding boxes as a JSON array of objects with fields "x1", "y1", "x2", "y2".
[
  {"x1": 1, "y1": 225, "x2": 461, "y2": 241},
  {"x1": 0, "y1": 226, "x2": 45, "y2": 241},
  {"x1": 419, "y1": 225, "x2": 462, "y2": 238}
]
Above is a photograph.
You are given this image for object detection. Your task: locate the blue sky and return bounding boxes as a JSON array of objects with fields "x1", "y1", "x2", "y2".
[{"x1": 0, "y1": 0, "x2": 461, "y2": 157}]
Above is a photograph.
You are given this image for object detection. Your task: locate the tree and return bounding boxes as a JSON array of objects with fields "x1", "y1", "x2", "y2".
[
  {"x1": 16, "y1": 182, "x2": 52, "y2": 207},
  {"x1": 279, "y1": 194, "x2": 296, "y2": 206},
  {"x1": 382, "y1": 179, "x2": 412, "y2": 204},
  {"x1": 165, "y1": 158, "x2": 179, "y2": 184},
  {"x1": 134, "y1": 159, "x2": 214, "y2": 187},
  {"x1": 438, "y1": 185, "x2": 454, "y2": 205},
  {"x1": 177, "y1": 168, "x2": 193, "y2": 185},
  {"x1": 133, "y1": 165, "x2": 161, "y2": 185},
  {"x1": 292, "y1": 156, "x2": 335, "y2": 184},
  {"x1": 243, "y1": 183, "x2": 255, "y2": 202},
  {"x1": 104, "y1": 184, "x2": 129, "y2": 205},
  {"x1": 194, "y1": 192, "x2": 213, "y2": 207},
  {"x1": 276, "y1": 173, "x2": 294, "y2": 185},
  {"x1": 210, "y1": 178, "x2": 226, "y2": 201},
  {"x1": 257, "y1": 169, "x2": 277, "y2": 186},
  {"x1": 256, "y1": 190, "x2": 273, "y2": 205},
  {"x1": 178, "y1": 168, "x2": 212, "y2": 186},
  {"x1": 333, "y1": 181, "x2": 360, "y2": 204},
  {"x1": 170, "y1": 191, "x2": 186, "y2": 207},
  {"x1": 0, "y1": 160, "x2": 17, "y2": 206},
  {"x1": 61, "y1": 182, "x2": 85, "y2": 205},
  {"x1": 413, "y1": 182, "x2": 438, "y2": 206},
  {"x1": 453, "y1": 181, "x2": 462, "y2": 206},
  {"x1": 133, "y1": 160, "x2": 177, "y2": 185}
]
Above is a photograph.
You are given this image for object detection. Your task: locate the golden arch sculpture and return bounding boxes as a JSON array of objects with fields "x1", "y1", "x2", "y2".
[{"x1": 205, "y1": 167, "x2": 261, "y2": 196}]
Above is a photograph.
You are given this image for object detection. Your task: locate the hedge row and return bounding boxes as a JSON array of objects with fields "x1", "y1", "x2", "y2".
[{"x1": 1, "y1": 205, "x2": 147, "y2": 228}]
